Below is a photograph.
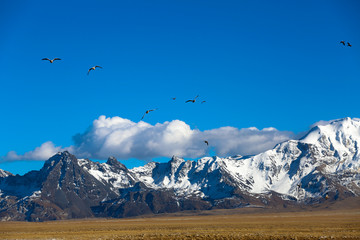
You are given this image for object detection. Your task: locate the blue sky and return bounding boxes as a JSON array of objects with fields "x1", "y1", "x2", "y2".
[{"x1": 1, "y1": 0, "x2": 359, "y2": 175}]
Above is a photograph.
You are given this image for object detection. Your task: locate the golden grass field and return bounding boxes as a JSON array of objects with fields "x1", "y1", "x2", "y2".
[{"x1": 1, "y1": 208, "x2": 360, "y2": 240}]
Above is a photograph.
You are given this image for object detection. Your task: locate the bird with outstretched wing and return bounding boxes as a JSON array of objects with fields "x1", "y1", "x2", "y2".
[
  {"x1": 88, "y1": 66, "x2": 103, "y2": 75},
  {"x1": 42, "y1": 58, "x2": 61, "y2": 63},
  {"x1": 141, "y1": 108, "x2": 158, "y2": 120},
  {"x1": 185, "y1": 95, "x2": 199, "y2": 103}
]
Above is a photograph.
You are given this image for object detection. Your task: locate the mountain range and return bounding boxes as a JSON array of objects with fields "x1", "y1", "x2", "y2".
[{"x1": 1, "y1": 117, "x2": 360, "y2": 221}]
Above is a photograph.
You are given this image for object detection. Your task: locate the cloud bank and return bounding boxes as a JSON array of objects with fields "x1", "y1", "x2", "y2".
[
  {"x1": 3, "y1": 141, "x2": 67, "y2": 161},
  {"x1": 2, "y1": 115, "x2": 295, "y2": 161}
]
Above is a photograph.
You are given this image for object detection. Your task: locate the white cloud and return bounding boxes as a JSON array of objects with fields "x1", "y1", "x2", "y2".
[
  {"x1": 2, "y1": 141, "x2": 66, "y2": 161},
  {"x1": 201, "y1": 126, "x2": 293, "y2": 157},
  {"x1": 72, "y1": 115, "x2": 294, "y2": 159},
  {"x1": 2, "y1": 115, "x2": 295, "y2": 161},
  {"x1": 72, "y1": 116, "x2": 201, "y2": 159}
]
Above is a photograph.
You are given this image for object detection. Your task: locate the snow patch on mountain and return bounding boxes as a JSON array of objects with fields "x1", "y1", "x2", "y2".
[
  {"x1": 0, "y1": 169, "x2": 13, "y2": 178},
  {"x1": 78, "y1": 157, "x2": 137, "y2": 193}
]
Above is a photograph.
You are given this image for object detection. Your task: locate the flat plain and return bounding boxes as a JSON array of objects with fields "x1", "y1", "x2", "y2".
[{"x1": 1, "y1": 207, "x2": 360, "y2": 240}]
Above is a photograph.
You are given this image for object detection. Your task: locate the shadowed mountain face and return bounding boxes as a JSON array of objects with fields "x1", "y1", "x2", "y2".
[{"x1": 1, "y1": 118, "x2": 360, "y2": 221}]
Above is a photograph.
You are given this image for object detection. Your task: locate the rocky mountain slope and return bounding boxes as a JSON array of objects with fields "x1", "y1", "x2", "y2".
[{"x1": 1, "y1": 117, "x2": 359, "y2": 221}]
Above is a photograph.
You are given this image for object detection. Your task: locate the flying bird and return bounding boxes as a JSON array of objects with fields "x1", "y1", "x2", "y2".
[
  {"x1": 201, "y1": 101, "x2": 206, "y2": 104},
  {"x1": 172, "y1": 97, "x2": 176, "y2": 100},
  {"x1": 42, "y1": 58, "x2": 61, "y2": 63},
  {"x1": 347, "y1": 42, "x2": 352, "y2": 47},
  {"x1": 204, "y1": 140, "x2": 209, "y2": 146},
  {"x1": 141, "y1": 108, "x2": 158, "y2": 120},
  {"x1": 185, "y1": 95, "x2": 199, "y2": 103},
  {"x1": 88, "y1": 66, "x2": 103, "y2": 75},
  {"x1": 340, "y1": 41, "x2": 345, "y2": 46}
]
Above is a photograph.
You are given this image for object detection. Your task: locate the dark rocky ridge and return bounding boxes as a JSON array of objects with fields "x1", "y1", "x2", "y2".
[{"x1": 0, "y1": 152, "x2": 118, "y2": 221}]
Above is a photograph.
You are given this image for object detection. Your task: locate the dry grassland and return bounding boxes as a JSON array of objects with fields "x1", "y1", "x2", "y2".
[{"x1": 0, "y1": 209, "x2": 360, "y2": 239}]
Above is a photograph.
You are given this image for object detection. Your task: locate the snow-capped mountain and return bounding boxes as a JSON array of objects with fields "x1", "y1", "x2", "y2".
[
  {"x1": 130, "y1": 117, "x2": 360, "y2": 201},
  {"x1": 0, "y1": 117, "x2": 359, "y2": 221}
]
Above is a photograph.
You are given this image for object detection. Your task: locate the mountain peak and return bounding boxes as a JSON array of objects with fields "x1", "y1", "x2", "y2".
[
  {"x1": 300, "y1": 117, "x2": 360, "y2": 145},
  {"x1": 55, "y1": 150, "x2": 72, "y2": 156},
  {"x1": 170, "y1": 155, "x2": 184, "y2": 162},
  {"x1": 106, "y1": 156, "x2": 118, "y2": 165},
  {"x1": 42, "y1": 151, "x2": 77, "y2": 172},
  {"x1": 106, "y1": 156, "x2": 127, "y2": 170},
  {"x1": 169, "y1": 155, "x2": 185, "y2": 169},
  {"x1": 313, "y1": 117, "x2": 360, "y2": 129},
  {"x1": 0, "y1": 169, "x2": 13, "y2": 178}
]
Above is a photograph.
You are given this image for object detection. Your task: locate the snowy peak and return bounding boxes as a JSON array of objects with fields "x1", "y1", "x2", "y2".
[
  {"x1": 0, "y1": 169, "x2": 13, "y2": 178},
  {"x1": 169, "y1": 155, "x2": 185, "y2": 166},
  {"x1": 301, "y1": 117, "x2": 360, "y2": 145},
  {"x1": 299, "y1": 117, "x2": 360, "y2": 172}
]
